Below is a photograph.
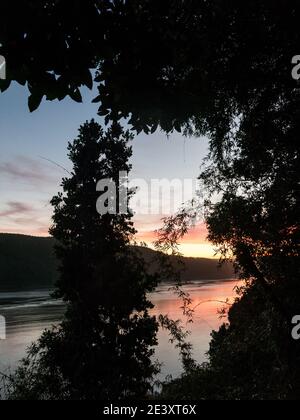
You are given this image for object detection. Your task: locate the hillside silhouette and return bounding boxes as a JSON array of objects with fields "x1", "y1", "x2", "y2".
[{"x1": 0, "y1": 233, "x2": 235, "y2": 292}]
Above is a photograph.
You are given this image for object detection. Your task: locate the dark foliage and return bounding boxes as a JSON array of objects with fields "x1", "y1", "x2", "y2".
[
  {"x1": 7, "y1": 121, "x2": 159, "y2": 400},
  {"x1": 1, "y1": 1, "x2": 299, "y2": 400},
  {"x1": 1, "y1": 2, "x2": 299, "y2": 133}
]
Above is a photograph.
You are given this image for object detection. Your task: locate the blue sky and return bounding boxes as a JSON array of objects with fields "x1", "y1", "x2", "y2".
[{"x1": 0, "y1": 82, "x2": 216, "y2": 257}]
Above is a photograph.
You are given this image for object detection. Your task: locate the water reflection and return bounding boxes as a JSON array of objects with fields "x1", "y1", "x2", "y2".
[
  {"x1": 0, "y1": 279, "x2": 240, "y2": 379},
  {"x1": 151, "y1": 280, "x2": 240, "y2": 379}
]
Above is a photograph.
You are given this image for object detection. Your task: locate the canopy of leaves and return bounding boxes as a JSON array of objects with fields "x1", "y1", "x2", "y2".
[
  {"x1": 1, "y1": 1, "x2": 299, "y2": 133},
  {"x1": 2, "y1": 1, "x2": 300, "y2": 400}
]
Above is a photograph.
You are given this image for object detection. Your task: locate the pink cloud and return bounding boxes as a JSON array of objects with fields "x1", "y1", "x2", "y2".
[
  {"x1": 0, "y1": 155, "x2": 60, "y2": 186},
  {"x1": 0, "y1": 202, "x2": 34, "y2": 218}
]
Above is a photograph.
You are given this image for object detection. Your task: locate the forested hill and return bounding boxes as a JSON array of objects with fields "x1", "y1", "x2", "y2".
[
  {"x1": 0, "y1": 234, "x2": 235, "y2": 292},
  {"x1": 0, "y1": 234, "x2": 58, "y2": 292}
]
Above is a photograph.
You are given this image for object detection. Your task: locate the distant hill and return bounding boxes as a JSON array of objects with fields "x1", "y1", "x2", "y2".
[
  {"x1": 135, "y1": 246, "x2": 236, "y2": 283},
  {"x1": 0, "y1": 234, "x2": 58, "y2": 292},
  {"x1": 0, "y1": 234, "x2": 235, "y2": 292}
]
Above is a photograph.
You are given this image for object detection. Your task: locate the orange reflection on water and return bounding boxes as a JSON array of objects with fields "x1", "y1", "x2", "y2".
[
  {"x1": 0, "y1": 280, "x2": 242, "y2": 381},
  {"x1": 150, "y1": 279, "x2": 242, "y2": 379}
]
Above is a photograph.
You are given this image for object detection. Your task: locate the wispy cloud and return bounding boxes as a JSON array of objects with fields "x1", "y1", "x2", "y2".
[
  {"x1": 0, "y1": 156, "x2": 65, "y2": 237},
  {"x1": 0, "y1": 155, "x2": 61, "y2": 186},
  {"x1": 0, "y1": 201, "x2": 51, "y2": 237},
  {"x1": 0, "y1": 202, "x2": 34, "y2": 218}
]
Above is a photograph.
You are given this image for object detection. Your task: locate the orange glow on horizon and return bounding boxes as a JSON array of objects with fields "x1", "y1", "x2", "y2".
[
  {"x1": 1, "y1": 222, "x2": 217, "y2": 259},
  {"x1": 0, "y1": 227, "x2": 50, "y2": 237},
  {"x1": 135, "y1": 222, "x2": 218, "y2": 259}
]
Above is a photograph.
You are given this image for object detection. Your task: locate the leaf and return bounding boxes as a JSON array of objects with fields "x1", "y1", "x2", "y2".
[
  {"x1": 92, "y1": 95, "x2": 102, "y2": 103},
  {"x1": 0, "y1": 79, "x2": 11, "y2": 93},
  {"x1": 174, "y1": 121, "x2": 182, "y2": 133},
  {"x1": 98, "y1": 107, "x2": 109, "y2": 116},
  {"x1": 81, "y1": 69, "x2": 93, "y2": 90},
  {"x1": 28, "y1": 93, "x2": 43, "y2": 112},
  {"x1": 151, "y1": 123, "x2": 158, "y2": 134},
  {"x1": 69, "y1": 89, "x2": 82, "y2": 103}
]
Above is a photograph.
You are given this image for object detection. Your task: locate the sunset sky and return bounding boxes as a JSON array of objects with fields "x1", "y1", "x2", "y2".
[{"x1": 0, "y1": 83, "x2": 217, "y2": 258}]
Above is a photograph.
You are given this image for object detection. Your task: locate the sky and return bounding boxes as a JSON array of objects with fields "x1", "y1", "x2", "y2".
[{"x1": 0, "y1": 82, "x2": 217, "y2": 258}]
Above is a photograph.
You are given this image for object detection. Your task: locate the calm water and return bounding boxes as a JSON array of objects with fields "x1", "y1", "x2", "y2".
[{"x1": 0, "y1": 279, "x2": 240, "y2": 380}]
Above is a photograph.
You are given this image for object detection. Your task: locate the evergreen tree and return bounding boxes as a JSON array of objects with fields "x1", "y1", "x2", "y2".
[{"x1": 8, "y1": 121, "x2": 159, "y2": 400}]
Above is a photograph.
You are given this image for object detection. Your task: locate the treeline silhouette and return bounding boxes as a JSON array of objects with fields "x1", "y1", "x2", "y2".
[
  {"x1": 0, "y1": 233, "x2": 234, "y2": 292},
  {"x1": 1, "y1": 0, "x2": 299, "y2": 401}
]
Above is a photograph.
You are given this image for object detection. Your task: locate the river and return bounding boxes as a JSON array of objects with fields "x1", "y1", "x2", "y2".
[{"x1": 0, "y1": 279, "x2": 240, "y2": 381}]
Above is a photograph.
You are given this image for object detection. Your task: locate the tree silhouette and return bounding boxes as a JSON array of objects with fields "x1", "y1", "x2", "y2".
[
  {"x1": 1, "y1": 1, "x2": 299, "y2": 132},
  {"x1": 2, "y1": 2, "x2": 300, "y2": 399},
  {"x1": 8, "y1": 121, "x2": 159, "y2": 400}
]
